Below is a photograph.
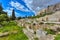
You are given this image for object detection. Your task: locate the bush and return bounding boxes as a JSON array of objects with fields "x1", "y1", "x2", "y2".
[
  {"x1": 1, "y1": 21, "x2": 8, "y2": 26},
  {"x1": 34, "y1": 37, "x2": 39, "y2": 40},
  {"x1": 34, "y1": 31, "x2": 36, "y2": 34},
  {"x1": 45, "y1": 28, "x2": 56, "y2": 35},
  {"x1": 0, "y1": 14, "x2": 8, "y2": 21},
  {"x1": 57, "y1": 27, "x2": 60, "y2": 31},
  {"x1": 39, "y1": 22, "x2": 44, "y2": 24}
]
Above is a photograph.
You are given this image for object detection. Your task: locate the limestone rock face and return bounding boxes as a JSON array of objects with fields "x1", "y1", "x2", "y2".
[{"x1": 37, "y1": 3, "x2": 60, "y2": 15}]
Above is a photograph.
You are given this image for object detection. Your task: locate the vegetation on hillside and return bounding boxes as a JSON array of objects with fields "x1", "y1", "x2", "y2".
[
  {"x1": 0, "y1": 21, "x2": 28, "y2": 40},
  {"x1": 44, "y1": 28, "x2": 56, "y2": 35},
  {"x1": 0, "y1": 4, "x2": 28, "y2": 40},
  {"x1": 27, "y1": 12, "x2": 53, "y2": 19}
]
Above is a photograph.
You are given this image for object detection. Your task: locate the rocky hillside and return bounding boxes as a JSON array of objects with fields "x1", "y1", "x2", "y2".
[{"x1": 37, "y1": 3, "x2": 60, "y2": 15}]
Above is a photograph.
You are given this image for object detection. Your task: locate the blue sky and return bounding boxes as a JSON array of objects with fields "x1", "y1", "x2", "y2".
[{"x1": 0, "y1": 0, "x2": 60, "y2": 17}]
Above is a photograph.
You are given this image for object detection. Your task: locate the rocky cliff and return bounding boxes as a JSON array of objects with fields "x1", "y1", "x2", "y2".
[{"x1": 37, "y1": 3, "x2": 60, "y2": 15}]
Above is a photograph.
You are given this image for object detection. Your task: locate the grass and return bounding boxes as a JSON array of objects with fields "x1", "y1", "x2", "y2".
[
  {"x1": 0, "y1": 21, "x2": 28, "y2": 40},
  {"x1": 55, "y1": 34, "x2": 60, "y2": 40}
]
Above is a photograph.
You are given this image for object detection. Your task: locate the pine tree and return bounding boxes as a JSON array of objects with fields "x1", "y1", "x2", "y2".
[{"x1": 12, "y1": 9, "x2": 16, "y2": 20}]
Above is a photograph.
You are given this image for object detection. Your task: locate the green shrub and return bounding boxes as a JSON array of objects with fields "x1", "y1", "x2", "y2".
[
  {"x1": 45, "y1": 28, "x2": 56, "y2": 35},
  {"x1": 0, "y1": 14, "x2": 8, "y2": 21},
  {"x1": 34, "y1": 37, "x2": 39, "y2": 40},
  {"x1": 1, "y1": 21, "x2": 8, "y2": 26}
]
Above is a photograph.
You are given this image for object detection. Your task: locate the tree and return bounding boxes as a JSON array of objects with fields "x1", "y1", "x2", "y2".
[
  {"x1": 0, "y1": 3, "x2": 8, "y2": 21},
  {"x1": 47, "y1": 5, "x2": 50, "y2": 13},
  {"x1": 17, "y1": 16, "x2": 22, "y2": 20},
  {"x1": 0, "y1": 3, "x2": 7, "y2": 15},
  {"x1": 0, "y1": 14, "x2": 8, "y2": 21},
  {"x1": 11, "y1": 9, "x2": 16, "y2": 20},
  {"x1": 0, "y1": 3, "x2": 3, "y2": 12},
  {"x1": 47, "y1": 5, "x2": 50, "y2": 10},
  {"x1": 0, "y1": 3, "x2": 3, "y2": 15}
]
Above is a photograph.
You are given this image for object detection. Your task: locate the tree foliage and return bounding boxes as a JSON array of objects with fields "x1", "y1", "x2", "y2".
[
  {"x1": 0, "y1": 4, "x2": 9, "y2": 22},
  {"x1": 11, "y1": 9, "x2": 16, "y2": 20},
  {"x1": 0, "y1": 4, "x2": 3, "y2": 12},
  {"x1": 0, "y1": 14, "x2": 8, "y2": 21}
]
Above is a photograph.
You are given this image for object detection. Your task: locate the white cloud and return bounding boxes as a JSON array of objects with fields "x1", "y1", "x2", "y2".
[
  {"x1": 23, "y1": 0, "x2": 56, "y2": 15},
  {"x1": 10, "y1": 1, "x2": 30, "y2": 12},
  {"x1": 7, "y1": 0, "x2": 60, "y2": 16},
  {"x1": 3, "y1": 7, "x2": 23, "y2": 17},
  {"x1": 3, "y1": 7, "x2": 13, "y2": 16},
  {"x1": 23, "y1": 0, "x2": 36, "y2": 14}
]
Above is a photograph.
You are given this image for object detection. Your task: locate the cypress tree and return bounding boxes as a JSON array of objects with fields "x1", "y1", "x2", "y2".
[{"x1": 12, "y1": 9, "x2": 16, "y2": 20}]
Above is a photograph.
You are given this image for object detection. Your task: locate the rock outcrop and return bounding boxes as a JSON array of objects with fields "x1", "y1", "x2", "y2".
[{"x1": 37, "y1": 3, "x2": 60, "y2": 15}]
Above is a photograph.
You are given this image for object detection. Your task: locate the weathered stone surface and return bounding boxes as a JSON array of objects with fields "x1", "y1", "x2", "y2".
[
  {"x1": 0, "y1": 31, "x2": 18, "y2": 37},
  {"x1": 37, "y1": 3, "x2": 60, "y2": 15},
  {"x1": 0, "y1": 32, "x2": 9, "y2": 37}
]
